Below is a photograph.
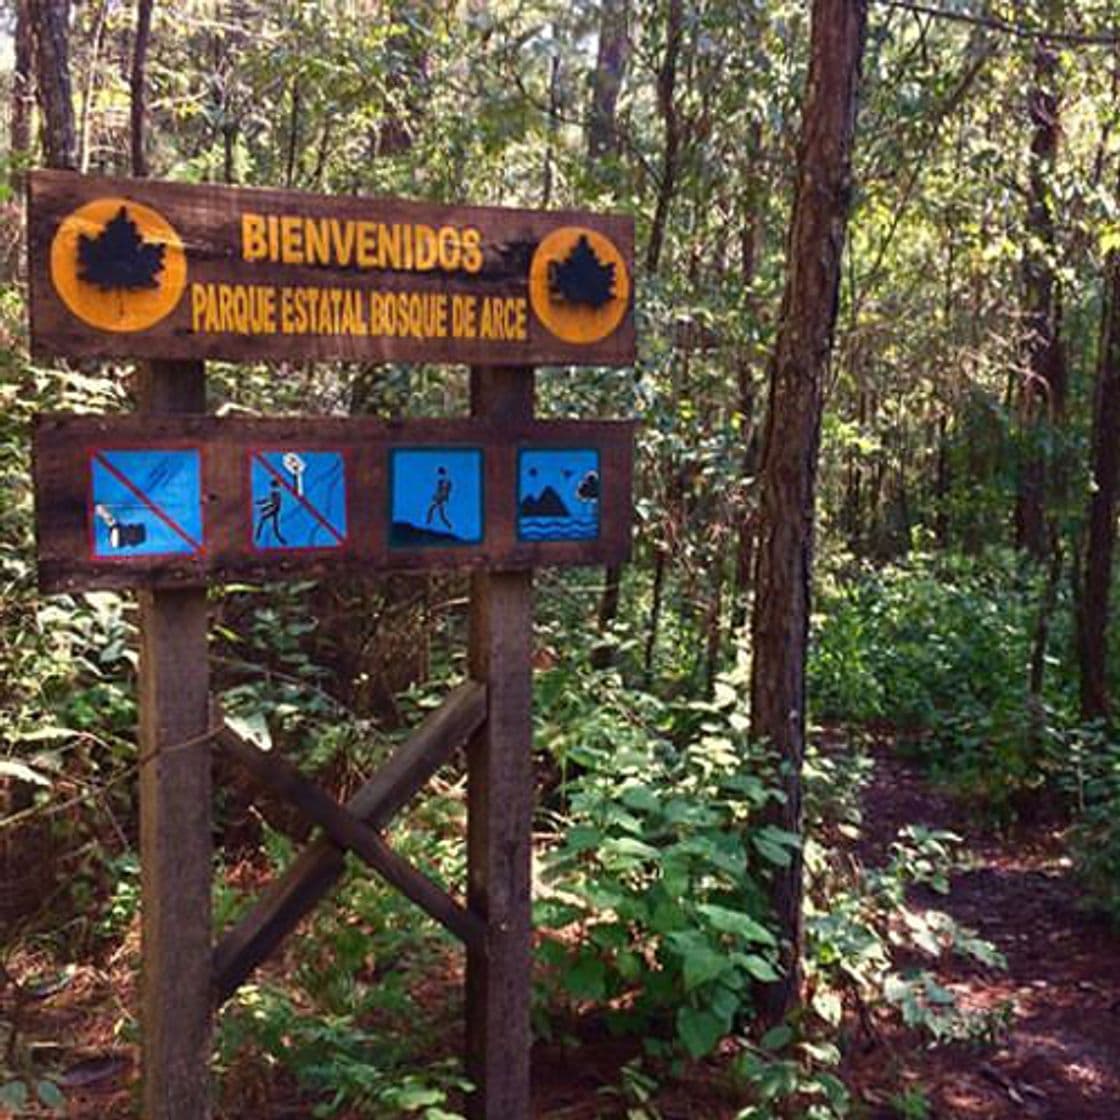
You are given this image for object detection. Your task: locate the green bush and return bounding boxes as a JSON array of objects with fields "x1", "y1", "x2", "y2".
[
  {"x1": 809, "y1": 550, "x2": 1075, "y2": 817},
  {"x1": 534, "y1": 665, "x2": 788, "y2": 1062}
]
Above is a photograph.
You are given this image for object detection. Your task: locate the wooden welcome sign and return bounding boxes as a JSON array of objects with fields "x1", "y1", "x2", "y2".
[
  {"x1": 26, "y1": 168, "x2": 636, "y2": 1120},
  {"x1": 27, "y1": 170, "x2": 635, "y2": 366},
  {"x1": 32, "y1": 413, "x2": 634, "y2": 592}
]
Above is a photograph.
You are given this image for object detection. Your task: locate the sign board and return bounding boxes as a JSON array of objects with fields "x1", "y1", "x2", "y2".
[
  {"x1": 27, "y1": 171, "x2": 636, "y2": 367},
  {"x1": 32, "y1": 414, "x2": 634, "y2": 592}
]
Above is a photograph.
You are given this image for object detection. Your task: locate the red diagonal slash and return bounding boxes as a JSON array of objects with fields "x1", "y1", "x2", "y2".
[
  {"x1": 93, "y1": 452, "x2": 204, "y2": 553},
  {"x1": 253, "y1": 453, "x2": 345, "y2": 545}
]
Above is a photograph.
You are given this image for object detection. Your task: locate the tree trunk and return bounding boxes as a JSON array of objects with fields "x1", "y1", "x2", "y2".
[
  {"x1": 1078, "y1": 199, "x2": 1120, "y2": 721},
  {"x1": 130, "y1": 0, "x2": 154, "y2": 178},
  {"x1": 645, "y1": 0, "x2": 683, "y2": 275},
  {"x1": 748, "y1": 0, "x2": 868, "y2": 1026},
  {"x1": 1015, "y1": 39, "x2": 1066, "y2": 561},
  {"x1": 587, "y1": 0, "x2": 633, "y2": 660},
  {"x1": 10, "y1": 0, "x2": 34, "y2": 188},
  {"x1": 29, "y1": 0, "x2": 76, "y2": 170},
  {"x1": 587, "y1": 0, "x2": 629, "y2": 161},
  {"x1": 76, "y1": 0, "x2": 109, "y2": 172}
]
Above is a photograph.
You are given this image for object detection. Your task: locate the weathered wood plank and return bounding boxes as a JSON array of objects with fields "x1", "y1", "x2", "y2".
[
  {"x1": 216, "y1": 722, "x2": 485, "y2": 952},
  {"x1": 28, "y1": 169, "x2": 635, "y2": 367},
  {"x1": 466, "y1": 367, "x2": 535, "y2": 1120},
  {"x1": 32, "y1": 413, "x2": 635, "y2": 593},
  {"x1": 137, "y1": 360, "x2": 212, "y2": 1120},
  {"x1": 212, "y1": 681, "x2": 486, "y2": 1004}
]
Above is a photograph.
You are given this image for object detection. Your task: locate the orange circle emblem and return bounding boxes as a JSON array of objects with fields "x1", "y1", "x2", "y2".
[
  {"x1": 529, "y1": 226, "x2": 630, "y2": 345},
  {"x1": 50, "y1": 197, "x2": 187, "y2": 333}
]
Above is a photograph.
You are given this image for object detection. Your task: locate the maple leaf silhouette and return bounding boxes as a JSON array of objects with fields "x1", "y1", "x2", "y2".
[
  {"x1": 548, "y1": 235, "x2": 616, "y2": 309},
  {"x1": 78, "y1": 206, "x2": 165, "y2": 291}
]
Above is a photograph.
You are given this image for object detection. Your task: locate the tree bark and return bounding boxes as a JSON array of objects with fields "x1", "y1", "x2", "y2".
[
  {"x1": 130, "y1": 0, "x2": 155, "y2": 178},
  {"x1": 645, "y1": 0, "x2": 683, "y2": 275},
  {"x1": 587, "y1": 0, "x2": 629, "y2": 161},
  {"x1": 1078, "y1": 194, "x2": 1120, "y2": 721},
  {"x1": 1015, "y1": 38, "x2": 1066, "y2": 560},
  {"x1": 28, "y1": 0, "x2": 76, "y2": 170},
  {"x1": 748, "y1": 0, "x2": 868, "y2": 1026},
  {"x1": 587, "y1": 0, "x2": 633, "y2": 661},
  {"x1": 10, "y1": 0, "x2": 34, "y2": 189},
  {"x1": 76, "y1": 0, "x2": 109, "y2": 172}
]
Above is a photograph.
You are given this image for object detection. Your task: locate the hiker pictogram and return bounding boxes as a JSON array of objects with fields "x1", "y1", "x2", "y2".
[
  {"x1": 390, "y1": 448, "x2": 483, "y2": 547},
  {"x1": 89, "y1": 448, "x2": 204, "y2": 558},
  {"x1": 250, "y1": 450, "x2": 347, "y2": 550}
]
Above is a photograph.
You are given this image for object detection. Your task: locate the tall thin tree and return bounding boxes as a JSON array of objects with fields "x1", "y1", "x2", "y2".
[
  {"x1": 1079, "y1": 158, "x2": 1120, "y2": 721},
  {"x1": 28, "y1": 0, "x2": 76, "y2": 170},
  {"x1": 749, "y1": 0, "x2": 869, "y2": 1024}
]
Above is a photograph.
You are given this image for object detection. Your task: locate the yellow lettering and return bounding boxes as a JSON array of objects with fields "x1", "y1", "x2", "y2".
[
  {"x1": 356, "y1": 222, "x2": 378, "y2": 268},
  {"x1": 242, "y1": 214, "x2": 269, "y2": 262},
  {"x1": 452, "y1": 294, "x2": 476, "y2": 338},
  {"x1": 305, "y1": 219, "x2": 331, "y2": 266},
  {"x1": 279, "y1": 216, "x2": 304, "y2": 264},
  {"x1": 414, "y1": 225, "x2": 438, "y2": 270},
  {"x1": 379, "y1": 225, "x2": 401, "y2": 270},
  {"x1": 329, "y1": 219, "x2": 356, "y2": 267},
  {"x1": 461, "y1": 227, "x2": 483, "y2": 273},
  {"x1": 437, "y1": 227, "x2": 460, "y2": 271},
  {"x1": 191, "y1": 283, "x2": 209, "y2": 331}
]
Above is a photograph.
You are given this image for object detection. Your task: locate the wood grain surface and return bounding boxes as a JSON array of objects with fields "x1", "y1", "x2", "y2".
[
  {"x1": 32, "y1": 412, "x2": 634, "y2": 592},
  {"x1": 28, "y1": 169, "x2": 635, "y2": 366}
]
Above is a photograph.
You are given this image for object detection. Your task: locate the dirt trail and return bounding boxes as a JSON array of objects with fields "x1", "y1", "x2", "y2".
[{"x1": 849, "y1": 746, "x2": 1120, "y2": 1120}]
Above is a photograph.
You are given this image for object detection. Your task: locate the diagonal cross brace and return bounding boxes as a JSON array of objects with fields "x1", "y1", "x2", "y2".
[{"x1": 212, "y1": 680, "x2": 487, "y2": 1006}]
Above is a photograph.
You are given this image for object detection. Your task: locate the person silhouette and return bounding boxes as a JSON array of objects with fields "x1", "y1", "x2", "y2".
[
  {"x1": 255, "y1": 479, "x2": 286, "y2": 543},
  {"x1": 426, "y1": 466, "x2": 453, "y2": 529}
]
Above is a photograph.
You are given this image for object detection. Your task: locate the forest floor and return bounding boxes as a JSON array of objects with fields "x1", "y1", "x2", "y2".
[
  {"x1": 835, "y1": 744, "x2": 1120, "y2": 1120},
  {"x1": 532, "y1": 740, "x2": 1120, "y2": 1119},
  {"x1": 4, "y1": 740, "x2": 1120, "y2": 1119}
]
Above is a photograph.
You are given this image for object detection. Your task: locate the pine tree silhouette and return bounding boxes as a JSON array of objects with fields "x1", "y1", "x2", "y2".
[
  {"x1": 78, "y1": 206, "x2": 165, "y2": 291},
  {"x1": 549, "y1": 235, "x2": 615, "y2": 308}
]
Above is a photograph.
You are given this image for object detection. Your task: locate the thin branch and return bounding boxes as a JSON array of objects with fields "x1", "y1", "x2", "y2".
[{"x1": 874, "y1": 0, "x2": 1120, "y2": 47}]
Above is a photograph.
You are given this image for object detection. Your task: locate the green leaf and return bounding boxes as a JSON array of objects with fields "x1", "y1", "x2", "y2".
[
  {"x1": 0, "y1": 758, "x2": 51, "y2": 787},
  {"x1": 759, "y1": 1023, "x2": 794, "y2": 1051},
  {"x1": 565, "y1": 954, "x2": 608, "y2": 1001},
  {"x1": 811, "y1": 988, "x2": 843, "y2": 1026},
  {"x1": 697, "y1": 904, "x2": 776, "y2": 946},
  {"x1": 682, "y1": 946, "x2": 730, "y2": 992},
  {"x1": 676, "y1": 1006, "x2": 724, "y2": 1058},
  {"x1": 225, "y1": 710, "x2": 272, "y2": 751},
  {"x1": 36, "y1": 1079, "x2": 67, "y2": 1110},
  {"x1": 737, "y1": 954, "x2": 780, "y2": 983},
  {"x1": 0, "y1": 1082, "x2": 29, "y2": 1111}
]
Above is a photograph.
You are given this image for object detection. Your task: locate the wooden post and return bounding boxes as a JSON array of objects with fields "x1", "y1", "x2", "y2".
[
  {"x1": 466, "y1": 367, "x2": 535, "y2": 1119},
  {"x1": 137, "y1": 360, "x2": 213, "y2": 1120}
]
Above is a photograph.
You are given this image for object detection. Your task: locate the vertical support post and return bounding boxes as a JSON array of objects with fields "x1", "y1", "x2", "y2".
[
  {"x1": 137, "y1": 360, "x2": 212, "y2": 1120},
  {"x1": 466, "y1": 366, "x2": 535, "y2": 1119}
]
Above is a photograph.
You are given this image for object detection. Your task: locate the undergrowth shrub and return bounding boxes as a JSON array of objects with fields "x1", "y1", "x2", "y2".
[
  {"x1": 534, "y1": 665, "x2": 789, "y2": 1063},
  {"x1": 1064, "y1": 726, "x2": 1120, "y2": 925},
  {"x1": 809, "y1": 549, "x2": 1076, "y2": 818}
]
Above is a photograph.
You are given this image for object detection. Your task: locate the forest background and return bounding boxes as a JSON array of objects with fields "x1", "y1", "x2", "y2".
[{"x1": 2, "y1": 1, "x2": 1120, "y2": 1117}]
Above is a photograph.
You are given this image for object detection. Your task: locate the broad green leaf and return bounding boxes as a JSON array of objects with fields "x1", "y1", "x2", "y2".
[
  {"x1": 676, "y1": 1006, "x2": 724, "y2": 1058},
  {"x1": 0, "y1": 759, "x2": 51, "y2": 787},
  {"x1": 697, "y1": 904, "x2": 776, "y2": 946},
  {"x1": 682, "y1": 946, "x2": 730, "y2": 992}
]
